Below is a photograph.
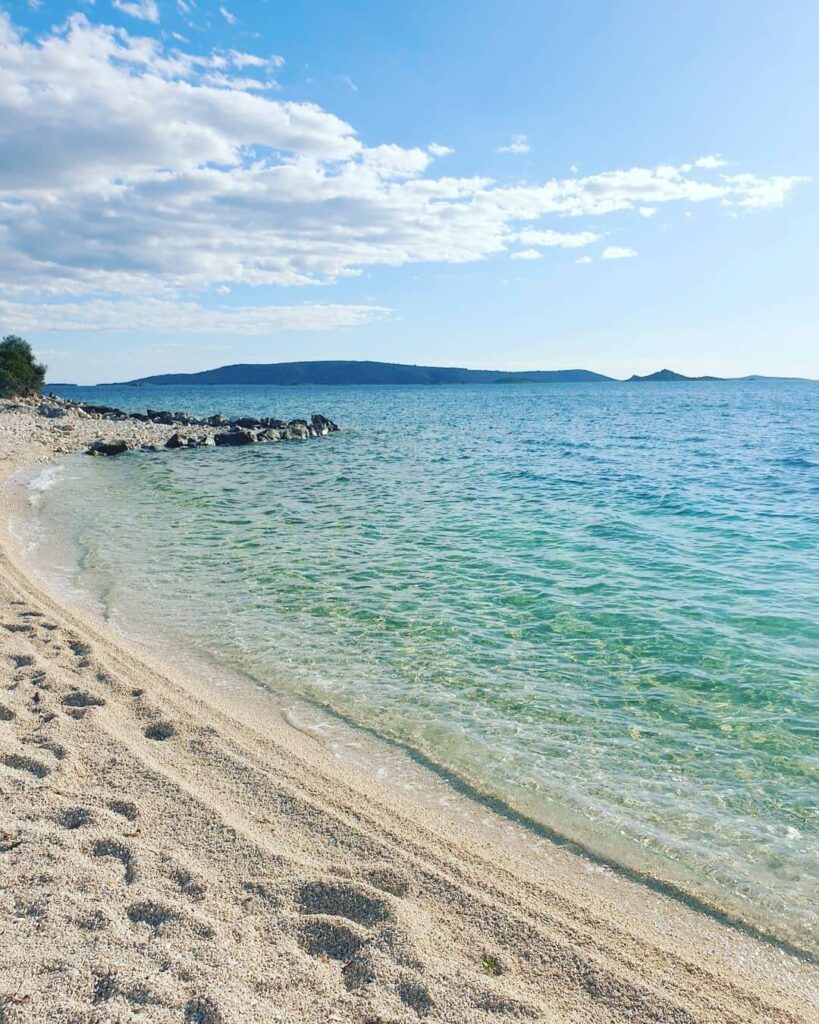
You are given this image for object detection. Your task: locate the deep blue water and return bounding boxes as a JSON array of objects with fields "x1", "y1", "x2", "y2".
[{"x1": 29, "y1": 380, "x2": 819, "y2": 949}]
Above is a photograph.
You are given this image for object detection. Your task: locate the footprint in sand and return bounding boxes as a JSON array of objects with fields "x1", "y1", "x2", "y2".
[
  {"x1": 297, "y1": 880, "x2": 392, "y2": 926},
  {"x1": 184, "y1": 995, "x2": 224, "y2": 1024},
  {"x1": 300, "y1": 917, "x2": 364, "y2": 961},
  {"x1": 27, "y1": 737, "x2": 66, "y2": 761},
  {"x1": 65, "y1": 637, "x2": 93, "y2": 668},
  {"x1": 126, "y1": 900, "x2": 177, "y2": 931},
  {"x1": 108, "y1": 799, "x2": 139, "y2": 822},
  {"x1": 61, "y1": 807, "x2": 95, "y2": 830},
  {"x1": 397, "y1": 978, "x2": 434, "y2": 1017},
  {"x1": 296, "y1": 881, "x2": 394, "y2": 964},
  {"x1": 170, "y1": 867, "x2": 207, "y2": 902},
  {"x1": 62, "y1": 690, "x2": 106, "y2": 711},
  {"x1": 143, "y1": 721, "x2": 177, "y2": 741},
  {"x1": 1, "y1": 752, "x2": 50, "y2": 778},
  {"x1": 92, "y1": 838, "x2": 137, "y2": 884}
]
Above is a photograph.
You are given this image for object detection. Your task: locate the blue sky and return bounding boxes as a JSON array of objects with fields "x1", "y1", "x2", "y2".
[{"x1": 1, "y1": 0, "x2": 817, "y2": 382}]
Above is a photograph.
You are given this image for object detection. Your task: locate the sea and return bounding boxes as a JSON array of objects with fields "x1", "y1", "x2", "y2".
[{"x1": 16, "y1": 380, "x2": 819, "y2": 954}]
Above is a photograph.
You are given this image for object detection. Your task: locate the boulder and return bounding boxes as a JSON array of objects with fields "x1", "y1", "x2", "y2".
[
  {"x1": 37, "y1": 404, "x2": 67, "y2": 419},
  {"x1": 235, "y1": 416, "x2": 261, "y2": 429},
  {"x1": 147, "y1": 409, "x2": 176, "y2": 425},
  {"x1": 207, "y1": 414, "x2": 226, "y2": 427},
  {"x1": 284, "y1": 420, "x2": 311, "y2": 440},
  {"x1": 86, "y1": 440, "x2": 129, "y2": 457},
  {"x1": 311, "y1": 413, "x2": 339, "y2": 434},
  {"x1": 258, "y1": 428, "x2": 282, "y2": 442},
  {"x1": 214, "y1": 428, "x2": 256, "y2": 446},
  {"x1": 165, "y1": 433, "x2": 187, "y2": 449}
]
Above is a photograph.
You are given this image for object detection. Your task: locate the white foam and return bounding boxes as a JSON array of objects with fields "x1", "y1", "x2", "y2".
[{"x1": 28, "y1": 464, "x2": 64, "y2": 508}]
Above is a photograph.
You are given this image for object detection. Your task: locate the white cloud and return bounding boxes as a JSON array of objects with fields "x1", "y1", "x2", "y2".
[
  {"x1": 0, "y1": 298, "x2": 391, "y2": 334},
  {"x1": 510, "y1": 249, "x2": 542, "y2": 260},
  {"x1": 112, "y1": 0, "x2": 160, "y2": 23},
  {"x1": 0, "y1": 13, "x2": 805, "y2": 335},
  {"x1": 428, "y1": 142, "x2": 454, "y2": 157},
  {"x1": 517, "y1": 228, "x2": 600, "y2": 248},
  {"x1": 638, "y1": 206, "x2": 657, "y2": 217},
  {"x1": 339, "y1": 74, "x2": 358, "y2": 92},
  {"x1": 601, "y1": 246, "x2": 637, "y2": 259},
  {"x1": 496, "y1": 133, "x2": 530, "y2": 155},
  {"x1": 575, "y1": 256, "x2": 592, "y2": 264},
  {"x1": 219, "y1": 5, "x2": 237, "y2": 25},
  {"x1": 695, "y1": 154, "x2": 727, "y2": 169}
]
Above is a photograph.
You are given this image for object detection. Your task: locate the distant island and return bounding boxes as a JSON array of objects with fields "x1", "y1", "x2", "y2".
[
  {"x1": 627, "y1": 368, "x2": 723, "y2": 382},
  {"x1": 118, "y1": 361, "x2": 613, "y2": 386},
  {"x1": 46, "y1": 361, "x2": 812, "y2": 388}
]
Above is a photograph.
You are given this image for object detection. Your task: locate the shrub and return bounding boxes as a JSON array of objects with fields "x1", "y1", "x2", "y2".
[{"x1": 0, "y1": 335, "x2": 46, "y2": 398}]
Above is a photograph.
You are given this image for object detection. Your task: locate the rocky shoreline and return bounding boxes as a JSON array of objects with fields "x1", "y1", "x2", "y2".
[{"x1": 1, "y1": 393, "x2": 340, "y2": 459}]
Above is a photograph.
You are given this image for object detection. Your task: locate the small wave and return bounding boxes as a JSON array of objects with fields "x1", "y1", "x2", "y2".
[{"x1": 27, "y1": 465, "x2": 64, "y2": 508}]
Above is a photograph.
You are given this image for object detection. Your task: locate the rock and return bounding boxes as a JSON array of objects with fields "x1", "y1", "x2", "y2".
[
  {"x1": 260, "y1": 417, "x2": 286, "y2": 429},
  {"x1": 311, "y1": 413, "x2": 339, "y2": 434},
  {"x1": 284, "y1": 420, "x2": 311, "y2": 440},
  {"x1": 37, "y1": 403, "x2": 67, "y2": 419},
  {"x1": 165, "y1": 433, "x2": 187, "y2": 449},
  {"x1": 234, "y1": 416, "x2": 261, "y2": 429},
  {"x1": 214, "y1": 428, "x2": 256, "y2": 446},
  {"x1": 146, "y1": 409, "x2": 176, "y2": 425},
  {"x1": 80, "y1": 403, "x2": 126, "y2": 418},
  {"x1": 258, "y1": 428, "x2": 282, "y2": 442},
  {"x1": 207, "y1": 414, "x2": 226, "y2": 426},
  {"x1": 86, "y1": 440, "x2": 129, "y2": 457}
]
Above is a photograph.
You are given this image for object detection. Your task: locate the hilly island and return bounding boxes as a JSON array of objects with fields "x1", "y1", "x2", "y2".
[{"x1": 95, "y1": 361, "x2": 807, "y2": 388}]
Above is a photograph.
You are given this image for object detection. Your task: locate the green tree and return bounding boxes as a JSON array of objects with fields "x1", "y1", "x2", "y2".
[{"x1": 0, "y1": 336, "x2": 47, "y2": 398}]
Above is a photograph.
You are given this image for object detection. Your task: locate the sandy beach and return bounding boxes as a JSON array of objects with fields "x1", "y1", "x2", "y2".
[{"x1": 1, "y1": 402, "x2": 817, "y2": 1024}]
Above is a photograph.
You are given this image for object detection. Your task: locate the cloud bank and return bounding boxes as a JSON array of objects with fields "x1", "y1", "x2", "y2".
[{"x1": 0, "y1": 14, "x2": 805, "y2": 334}]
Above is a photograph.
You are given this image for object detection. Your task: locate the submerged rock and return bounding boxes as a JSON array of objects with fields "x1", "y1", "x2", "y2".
[{"x1": 86, "y1": 440, "x2": 129, "y2": 457}]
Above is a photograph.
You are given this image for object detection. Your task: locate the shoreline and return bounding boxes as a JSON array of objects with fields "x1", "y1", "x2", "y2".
[{"x1": 1, "y1": 406, "x2": 818, "y2": 1022}]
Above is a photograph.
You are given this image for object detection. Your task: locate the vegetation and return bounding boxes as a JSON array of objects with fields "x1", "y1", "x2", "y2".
[{"x1": 0, "y1": 335, "x2": 46, "y2": 398}]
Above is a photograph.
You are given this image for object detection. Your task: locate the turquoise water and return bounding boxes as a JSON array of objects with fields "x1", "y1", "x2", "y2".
[{"x1": 31, "y1": 381, "x2": 819, "y2": 949}]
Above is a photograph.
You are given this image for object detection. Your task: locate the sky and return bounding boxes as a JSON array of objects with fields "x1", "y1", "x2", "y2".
[{"x1": 1, "y1": 1, "x2": 817, "y2": 383}]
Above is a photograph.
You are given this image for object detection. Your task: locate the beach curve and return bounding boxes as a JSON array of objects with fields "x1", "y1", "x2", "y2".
[{"x1": 1, "y1": 407, "x2": 817, "y2": 1023}]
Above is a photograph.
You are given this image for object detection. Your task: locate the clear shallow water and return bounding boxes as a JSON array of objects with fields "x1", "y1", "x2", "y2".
[{"x1": 29, "y1": 381, "x2": 819, "y2": 949}]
